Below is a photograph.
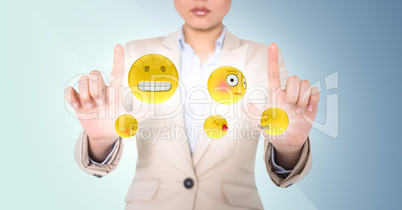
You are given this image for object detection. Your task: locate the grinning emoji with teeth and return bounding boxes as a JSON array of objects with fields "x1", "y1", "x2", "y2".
[
  {"x1": 128, "y1": 54, "x2": 179, "y2": 104},
  {"x1": 260, "y1": 107, "x2": 289, "y2": 136}
]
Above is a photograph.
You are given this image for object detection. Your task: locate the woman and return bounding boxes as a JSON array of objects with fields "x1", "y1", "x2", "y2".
[{"x1": 64, "y1": 0, "x2": 320, "y2": 209}]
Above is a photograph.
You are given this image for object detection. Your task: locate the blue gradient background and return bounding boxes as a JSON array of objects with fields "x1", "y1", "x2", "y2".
[{"x1": 2, "y1": 0, "x2": 401, "y2": 209}]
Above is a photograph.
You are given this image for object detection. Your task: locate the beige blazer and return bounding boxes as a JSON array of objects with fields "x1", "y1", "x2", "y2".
[{"x1": 74, "y1": 30, "x2": 312, "y2": 210}]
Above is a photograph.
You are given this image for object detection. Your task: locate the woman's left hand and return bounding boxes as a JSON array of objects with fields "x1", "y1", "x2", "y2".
[{"x1": 245, "y1": 43, "x2": 320, "y2": 168}]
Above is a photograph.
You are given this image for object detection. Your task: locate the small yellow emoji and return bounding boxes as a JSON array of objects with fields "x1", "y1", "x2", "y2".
[
  {"x1": 207, "y1": 66, "x2": 247, "y2": 105},
  {"x1": 260, "y1": 107, "x2": 289, "y2": 135},
  {"x1": 128, "y1": 54, "x2": 179, "y2": 104},
  {"x1": 115, "y1": 114, "x2": 138, "y2": 138},
  {"x1": 204, "y1": 115, "x2": 229, "y2": 139}
]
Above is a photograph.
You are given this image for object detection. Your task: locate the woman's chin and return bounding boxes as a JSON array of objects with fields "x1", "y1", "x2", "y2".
[{"x1": 185, "y1": 21, "x2": 222, "y2": 31}]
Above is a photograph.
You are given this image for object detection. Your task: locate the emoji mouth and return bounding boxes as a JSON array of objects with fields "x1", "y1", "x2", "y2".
[
  {"x1": 234, "y1": 92, "x2": 242, "y2": 95},
  {"x1": 137, "y1": 81, "x2": 172, "y2": 92}
]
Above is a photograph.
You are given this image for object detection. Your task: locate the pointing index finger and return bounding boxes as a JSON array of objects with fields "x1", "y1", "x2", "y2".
[
  {"x1": 268, "y1": 43, "x2": 281, "y2": 95},
  {"x1": 110, "y1": 44, "x2": 125, "y2": 87}
]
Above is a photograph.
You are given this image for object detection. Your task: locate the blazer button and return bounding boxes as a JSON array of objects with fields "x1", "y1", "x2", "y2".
[{"x1": 184, "y1": 178, "x2": 194, "y2": 189}]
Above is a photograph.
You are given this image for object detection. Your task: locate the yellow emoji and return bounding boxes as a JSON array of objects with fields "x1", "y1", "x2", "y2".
[
  {"x1": 115, "y1": 114, "x2": 138, "y2": 138},
  {"x1": 128, "y1": 54, "x2": 179, "y2": 104},
  {"x1": 260, "y1": 107, "x2": 289, "y2": 135},
  {"x1": 207, "y1": 66, "x2": 247, "y2": 105},
  {"x1": 203, "y1": 115, "x2": 229, "y2": 139}
]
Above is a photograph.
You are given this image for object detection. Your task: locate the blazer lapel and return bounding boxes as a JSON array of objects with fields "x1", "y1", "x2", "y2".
[
  {"x1": 156, "y1": 31, "x2": 194, "y2": 170},
  {"x1": 192, "y1": 31, "x2": 249, "y2": 166}
]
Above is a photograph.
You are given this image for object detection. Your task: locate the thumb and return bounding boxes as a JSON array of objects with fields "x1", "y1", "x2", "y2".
[
  {"x1": 110, "y1": 44, "x2": 125, "y2": 87},
  {"x1": 242, "y1": 100, "x2": 271, "y2": 138},
  {"x1": 242, "y1": 99, "x2": 263, "y2": 127}
]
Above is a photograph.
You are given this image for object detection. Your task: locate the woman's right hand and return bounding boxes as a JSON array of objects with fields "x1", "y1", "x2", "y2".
[{"x1": 64, "y1": 44, "x2": 125, "y2": 161}]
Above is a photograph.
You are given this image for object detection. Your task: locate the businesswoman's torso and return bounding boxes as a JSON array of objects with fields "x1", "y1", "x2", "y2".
[{"x1": 121, "y1": 28, "x2": 289, "y2": 210}]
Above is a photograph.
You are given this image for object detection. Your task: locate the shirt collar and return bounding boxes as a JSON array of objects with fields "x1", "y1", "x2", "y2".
[{"x1": 178, "y1": 26, "x2": 227, "y2": 51}]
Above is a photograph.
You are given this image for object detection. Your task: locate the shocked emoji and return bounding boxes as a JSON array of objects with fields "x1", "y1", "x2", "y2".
[
  {"x1": 203, "y1": 115, "x2": 229, "y2": 139},
  {"x1": 128, "y1": 54, "x2": 179, "y2": 104},
  {"x1": 207, "y1": 66, "x2": 247, "y2": 105}
]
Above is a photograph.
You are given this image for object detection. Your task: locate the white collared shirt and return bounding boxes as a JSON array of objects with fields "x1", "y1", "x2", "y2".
[{"x1": 178, "y1": 26, "x2": 226, "y2": 154}]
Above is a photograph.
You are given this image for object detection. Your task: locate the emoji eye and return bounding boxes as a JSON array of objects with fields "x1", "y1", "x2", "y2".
[
  {"x1": 161, "y1": 66, "x2": 166, "y2": 72},
  {"x1": 226, "y1": 74, "x2": 238, "y2": 87},
  {"x1": 144, "y1": 65, "x2": 150, "y2": 72},
  {"x1": 243, "y1": 78, "x2": 247, "y2": 89}
]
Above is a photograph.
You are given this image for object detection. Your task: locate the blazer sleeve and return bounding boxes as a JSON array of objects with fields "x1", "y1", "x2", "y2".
[
  {"x1": 73, "y1": 130, "x2": 124, "y2": 178},
  {"x1": 263, "y1": 48, "x2": 313, "y2": 187},
  {"x1": 264, "y1": 138, "x2": 312, "y2": 188}
]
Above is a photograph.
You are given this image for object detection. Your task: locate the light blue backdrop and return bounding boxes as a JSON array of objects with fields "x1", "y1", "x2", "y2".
[{"x1": 1, "y1": 0, "x2": 401, "y2": 209}]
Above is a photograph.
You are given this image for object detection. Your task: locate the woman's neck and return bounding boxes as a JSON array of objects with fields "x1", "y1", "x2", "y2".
[{"x1": 183, "y1": 23, "x2": 224, "y2": 64}]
